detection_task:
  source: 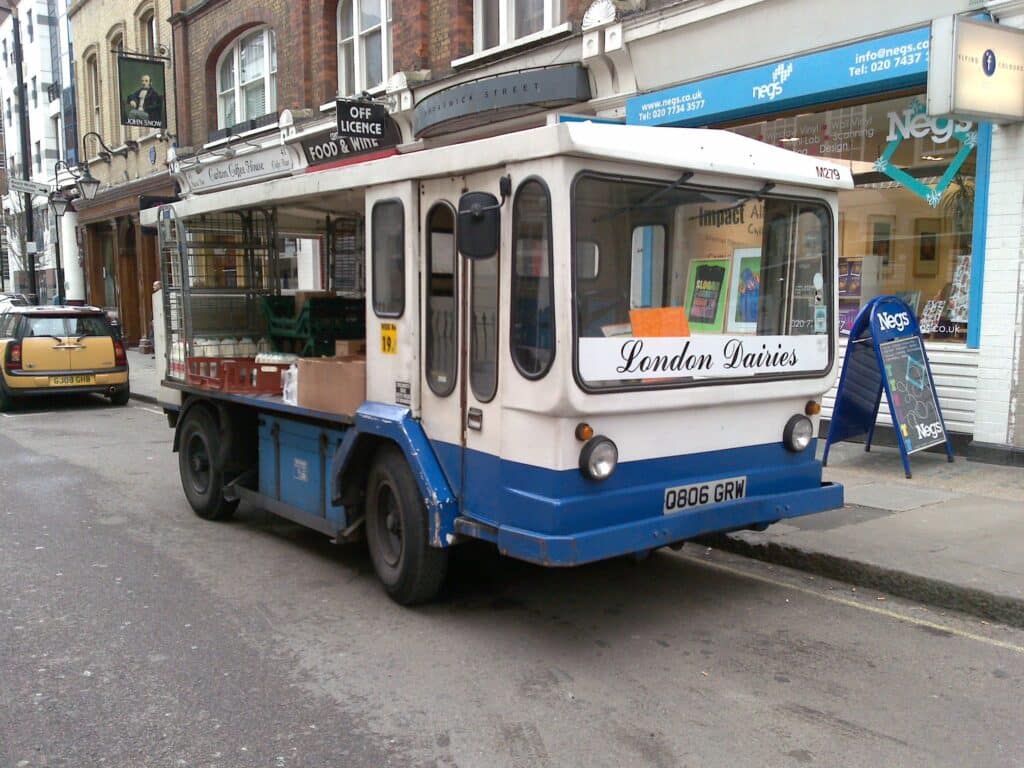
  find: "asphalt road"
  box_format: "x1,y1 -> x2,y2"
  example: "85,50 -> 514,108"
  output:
1,396 -> 1022,768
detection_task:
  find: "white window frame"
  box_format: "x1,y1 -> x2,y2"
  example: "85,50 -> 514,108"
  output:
216,27 -> 277,129
473,0 -> 564,53
337,0 -> 392,97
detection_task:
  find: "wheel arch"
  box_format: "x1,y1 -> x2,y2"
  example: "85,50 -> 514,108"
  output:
331,402 -> 458,547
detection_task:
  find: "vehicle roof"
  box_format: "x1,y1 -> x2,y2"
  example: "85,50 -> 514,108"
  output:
144,122 -> 853,225
4,305 -> 105,315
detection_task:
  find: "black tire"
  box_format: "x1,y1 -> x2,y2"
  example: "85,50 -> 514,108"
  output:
178,405 -> 239,521
0,383 -> 12,413
365,445 -> 448,605
109,386 -> 130,406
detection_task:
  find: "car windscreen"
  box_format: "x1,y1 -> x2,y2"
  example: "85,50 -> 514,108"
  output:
572,172 -> 833,390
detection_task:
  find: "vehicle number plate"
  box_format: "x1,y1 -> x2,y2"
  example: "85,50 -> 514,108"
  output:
663,476 -> 747,515
50,375 -> 96,386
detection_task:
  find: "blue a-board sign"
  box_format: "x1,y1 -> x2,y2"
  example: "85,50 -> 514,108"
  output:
824,296 -> 954,478
627,27 -> 930,128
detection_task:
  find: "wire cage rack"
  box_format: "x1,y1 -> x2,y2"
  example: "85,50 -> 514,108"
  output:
160,207 -> 279,380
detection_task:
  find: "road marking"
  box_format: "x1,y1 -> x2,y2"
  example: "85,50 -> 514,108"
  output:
690,554 -> 1024,655
133,405 -> 164,416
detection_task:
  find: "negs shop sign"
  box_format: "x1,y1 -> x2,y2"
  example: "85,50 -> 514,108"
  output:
578,334 -> 829,382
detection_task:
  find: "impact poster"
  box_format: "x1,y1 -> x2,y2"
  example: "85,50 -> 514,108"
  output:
686,258 -> 729,332
118,55 -> 166,129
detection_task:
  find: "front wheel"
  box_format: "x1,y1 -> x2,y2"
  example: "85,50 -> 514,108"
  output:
177,405 -> 239,521
365,446 -> 448,605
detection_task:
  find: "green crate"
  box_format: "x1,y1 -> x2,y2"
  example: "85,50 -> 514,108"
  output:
260,295 -> 365,357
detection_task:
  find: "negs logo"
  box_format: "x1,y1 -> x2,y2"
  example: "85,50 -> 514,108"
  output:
915,421 -> 943,440
877,311 -> 911,333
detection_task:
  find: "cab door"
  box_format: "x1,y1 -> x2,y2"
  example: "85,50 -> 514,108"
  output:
419,173 -> 505,521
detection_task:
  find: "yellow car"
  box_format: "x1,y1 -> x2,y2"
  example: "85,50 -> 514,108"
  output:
0,305 -> 130,411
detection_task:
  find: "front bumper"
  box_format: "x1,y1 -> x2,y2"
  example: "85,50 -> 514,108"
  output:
457,481 -> 843,567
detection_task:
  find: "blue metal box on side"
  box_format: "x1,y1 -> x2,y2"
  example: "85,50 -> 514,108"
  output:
258,414 -> 348,526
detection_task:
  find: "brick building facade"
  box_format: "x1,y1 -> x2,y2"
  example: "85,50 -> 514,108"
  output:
70,0 -> 177,345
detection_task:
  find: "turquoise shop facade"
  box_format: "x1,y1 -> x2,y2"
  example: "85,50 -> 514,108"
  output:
613,20 -> 1005,445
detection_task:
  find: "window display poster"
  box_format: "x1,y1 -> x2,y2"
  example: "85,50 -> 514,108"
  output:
948,253 -> 971,323
686,258 -> 729,332
727,248 -> 761,333
919,299 -> 945,334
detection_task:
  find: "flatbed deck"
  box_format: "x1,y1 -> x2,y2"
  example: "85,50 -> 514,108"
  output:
160,379 -> 356,426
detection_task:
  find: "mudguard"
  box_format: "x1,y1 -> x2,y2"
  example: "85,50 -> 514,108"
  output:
330,402 -> 458,547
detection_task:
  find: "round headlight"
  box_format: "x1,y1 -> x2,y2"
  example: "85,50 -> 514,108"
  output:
783,414 -> 814,452
580,436 -> 618,481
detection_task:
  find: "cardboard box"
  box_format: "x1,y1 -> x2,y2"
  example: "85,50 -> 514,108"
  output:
293,290 -> 333,316
297,356 -> 366,415
335,339 -> 367,357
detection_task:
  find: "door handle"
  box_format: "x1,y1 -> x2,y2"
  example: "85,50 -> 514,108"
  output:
467,408 -> 483,431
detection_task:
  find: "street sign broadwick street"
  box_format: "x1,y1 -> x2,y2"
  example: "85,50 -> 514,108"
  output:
8,177 -> 51,196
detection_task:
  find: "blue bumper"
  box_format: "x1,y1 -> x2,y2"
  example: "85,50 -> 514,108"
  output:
461,481 -> 842,566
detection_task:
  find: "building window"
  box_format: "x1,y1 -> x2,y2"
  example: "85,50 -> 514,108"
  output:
27,11 -> 33,43
337,0 -> 391,96
216,28 -> 277,129
511,178 -> 555,379
3,39 -> 8,66
140,9 -> 157,55
34,141 -> 41,173
109,34 -> 124,143
475,0 -> 563,52
731,93 -> 978,344
31,76 -> 37,107
5,98 -> 11,127
86,54 -> 101,134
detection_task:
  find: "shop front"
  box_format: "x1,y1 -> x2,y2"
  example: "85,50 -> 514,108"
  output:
75,174 -> 176,347
625,25 -> 991,438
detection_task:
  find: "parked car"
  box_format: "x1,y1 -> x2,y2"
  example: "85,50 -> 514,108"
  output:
0,293 -> 30,312
0,305 -> 130,411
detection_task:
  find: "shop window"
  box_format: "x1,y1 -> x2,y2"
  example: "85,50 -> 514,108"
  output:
475,0 -> 564,52
216,28 -> 277,129
426,203 -> 457,396
731,94 -> 978,344
470,243 -> 499,402
337,0 -> 391,97
371,199 -> 404,317
511,178 -> 555,379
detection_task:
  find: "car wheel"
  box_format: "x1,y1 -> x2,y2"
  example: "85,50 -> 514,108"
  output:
0,384 -> 12,412
109,387 -> 130,406
177,406 -> 239,521
365,445 -> 448,605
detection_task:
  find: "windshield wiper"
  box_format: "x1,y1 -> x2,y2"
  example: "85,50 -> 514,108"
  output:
594,171 -> 694,224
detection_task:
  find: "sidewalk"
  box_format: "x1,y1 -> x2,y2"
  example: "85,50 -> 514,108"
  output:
127,349 -> 159,403
711,440 -> 1024,627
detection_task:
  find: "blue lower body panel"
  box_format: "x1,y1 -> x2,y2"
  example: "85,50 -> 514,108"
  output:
258,415 -> 348,526
446,440 -> 843,566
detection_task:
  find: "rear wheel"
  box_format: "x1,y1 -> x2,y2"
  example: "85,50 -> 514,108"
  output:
178,405 -> 239,521
365,446 -> 448,605
0,384 -> 12,412
109,386 -> 130,406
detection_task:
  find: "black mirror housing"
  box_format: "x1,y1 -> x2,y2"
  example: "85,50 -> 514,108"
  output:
457,191 -> 500,259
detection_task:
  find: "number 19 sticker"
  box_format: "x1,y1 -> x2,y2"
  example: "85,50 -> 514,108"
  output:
380,323 -> 398,354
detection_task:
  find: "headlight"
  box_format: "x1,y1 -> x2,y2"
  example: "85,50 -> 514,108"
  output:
783,414 -> 814,452
580,436 -> 618,481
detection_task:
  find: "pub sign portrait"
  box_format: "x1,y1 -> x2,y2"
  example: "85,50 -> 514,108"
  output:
118,55 -> 166,129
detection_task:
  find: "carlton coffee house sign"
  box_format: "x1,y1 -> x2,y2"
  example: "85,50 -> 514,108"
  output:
184,145 -> 296,193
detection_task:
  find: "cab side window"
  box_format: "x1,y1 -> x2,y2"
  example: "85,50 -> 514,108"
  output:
425,203 -> 457,396
372,200 -> 405,317
510,179 -> 555,379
